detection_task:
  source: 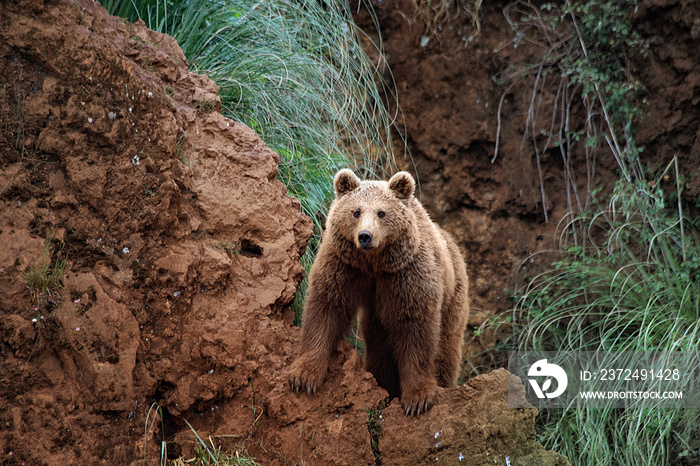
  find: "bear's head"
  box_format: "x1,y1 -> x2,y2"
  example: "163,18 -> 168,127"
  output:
326,169 -> 419,271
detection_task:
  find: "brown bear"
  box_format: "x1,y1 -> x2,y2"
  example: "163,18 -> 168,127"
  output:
289,169 -> 470,415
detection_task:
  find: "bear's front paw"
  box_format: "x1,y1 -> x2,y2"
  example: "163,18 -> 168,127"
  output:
288,359 -> 327,395
400,380 -> 439,416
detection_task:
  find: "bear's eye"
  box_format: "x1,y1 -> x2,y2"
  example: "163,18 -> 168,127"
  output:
377,211 -> 386,218
353,210 -> 360,218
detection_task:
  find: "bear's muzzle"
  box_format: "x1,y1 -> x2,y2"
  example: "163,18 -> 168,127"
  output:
358,230 -> 373,250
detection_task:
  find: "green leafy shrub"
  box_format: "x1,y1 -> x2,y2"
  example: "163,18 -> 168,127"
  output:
496,0 -> 648,222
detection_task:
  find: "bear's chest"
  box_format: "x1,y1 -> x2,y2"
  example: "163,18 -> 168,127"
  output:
366,272 -> 443,323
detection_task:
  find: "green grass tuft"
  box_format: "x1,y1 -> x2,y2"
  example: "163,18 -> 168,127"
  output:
26,238 -> 68,313
513,167 -> 700,465
145,402 -> 260,466
177,419 -> 260,466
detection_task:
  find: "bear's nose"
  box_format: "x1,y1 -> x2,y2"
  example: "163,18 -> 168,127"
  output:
358,230 -> 373,247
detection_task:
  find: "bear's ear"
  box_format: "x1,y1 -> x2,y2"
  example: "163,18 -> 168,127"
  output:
334,169 -> 360,197
388,171 -> 415,200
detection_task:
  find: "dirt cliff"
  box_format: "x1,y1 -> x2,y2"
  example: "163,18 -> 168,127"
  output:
0,0 -> 568,464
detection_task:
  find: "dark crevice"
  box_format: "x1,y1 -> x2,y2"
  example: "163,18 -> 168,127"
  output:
366,396 -> 391,466
240,239 -> 263,257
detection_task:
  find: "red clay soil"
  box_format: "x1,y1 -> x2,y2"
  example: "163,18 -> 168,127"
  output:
0,0 -> 569,464
354,0 -> 700,374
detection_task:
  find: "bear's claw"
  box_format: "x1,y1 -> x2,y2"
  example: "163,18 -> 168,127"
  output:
288,361 -> 326,396
402,398 -> 432,416
400,382 -> 438,416
289,375 -> 317,395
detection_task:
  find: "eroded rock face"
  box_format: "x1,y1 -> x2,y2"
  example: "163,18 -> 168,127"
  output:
0,0 -> 311,461
0,0 -> 568,464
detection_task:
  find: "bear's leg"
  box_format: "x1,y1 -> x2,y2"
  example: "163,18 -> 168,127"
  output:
382,301 -> 440,415
377,280 -> 440,415
392,322 -> 440,416
361,308 -> 400,398
375,270 -> 442,415
289,253 -> 360,395
435,324 -> 465,387
436,264 -> 469,387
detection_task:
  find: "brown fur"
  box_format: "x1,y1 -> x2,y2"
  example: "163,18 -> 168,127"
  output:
289,170 -> 470,415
